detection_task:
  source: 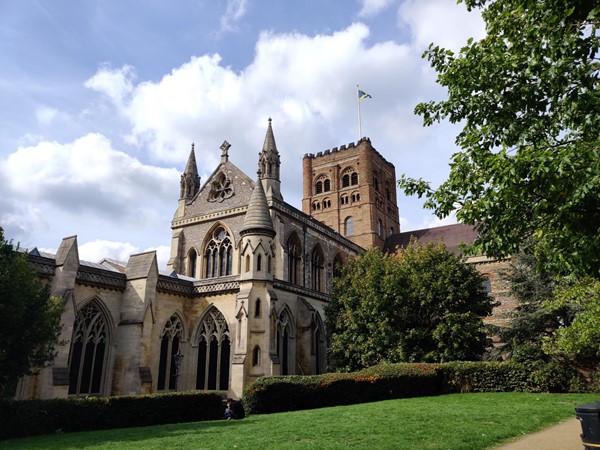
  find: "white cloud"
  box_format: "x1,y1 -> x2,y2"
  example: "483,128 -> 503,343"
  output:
84,64 -> 136,107
220,0 -> 248,32
398,0 -> 486,53
358,0 -> 396,18
0,133 -> 179,250
79,239 -> 139,264
36,106 -> 59,125
78,20 -> 467,227
4,6 -> 487,256
78,241 -> 171,272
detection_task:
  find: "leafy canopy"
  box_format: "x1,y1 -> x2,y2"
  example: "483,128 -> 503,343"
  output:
0,228 -> 64,397
325,243 -> 493,372
542,277 -> 600,367
399,0 -> 600,276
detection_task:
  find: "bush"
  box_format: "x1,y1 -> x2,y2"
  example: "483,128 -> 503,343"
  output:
244,361 -> 591,415
0,391 -> 223,440
243,364 -> 442,414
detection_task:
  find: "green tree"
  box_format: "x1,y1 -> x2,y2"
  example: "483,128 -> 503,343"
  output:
325,243 -> 493,372
542,277 -> 600,368
492,248 -> 574,363
0,228 -> 64,397
399,1 -> 600,277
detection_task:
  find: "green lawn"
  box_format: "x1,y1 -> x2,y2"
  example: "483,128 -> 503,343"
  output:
1,392 -> 597,449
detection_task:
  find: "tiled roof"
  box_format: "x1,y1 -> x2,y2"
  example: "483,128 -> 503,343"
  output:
384,223 -> 478,255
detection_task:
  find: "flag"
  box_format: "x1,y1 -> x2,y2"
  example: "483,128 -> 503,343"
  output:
358,89 -> 372,100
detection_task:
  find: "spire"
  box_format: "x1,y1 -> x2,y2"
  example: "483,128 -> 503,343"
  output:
240,171 -> 275,237
262,118 -> 278,156
180,143 -> 200,200
259,118 -> 282,200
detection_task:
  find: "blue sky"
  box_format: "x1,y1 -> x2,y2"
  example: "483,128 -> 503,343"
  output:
0,0 -> 485,268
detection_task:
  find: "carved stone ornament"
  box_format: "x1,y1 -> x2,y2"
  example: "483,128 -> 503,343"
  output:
208,172 -> 234,202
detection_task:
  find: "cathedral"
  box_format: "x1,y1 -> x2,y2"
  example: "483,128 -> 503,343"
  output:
17,119 -> 409,400
17,119 -> 514,401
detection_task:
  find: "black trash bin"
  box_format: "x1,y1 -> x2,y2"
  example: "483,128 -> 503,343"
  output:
576,401 -> 600,449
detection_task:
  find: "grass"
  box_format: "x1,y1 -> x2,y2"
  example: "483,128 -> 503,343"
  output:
1,392 -> 597,449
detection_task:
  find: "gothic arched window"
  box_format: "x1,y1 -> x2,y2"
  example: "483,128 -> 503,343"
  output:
351,172 -> 358,185
204,227 -> 233,278
68,300 -> 110,395
324,179 -> 331,192
312,314 -> 326,375
196,307 -> 230,391
255,298 -> 262,318
187,248 -> 197,278
333,254 -> 343,278
277,308 -> 295,375
157,314 -> 184,391
287,233 -> 302,285
311,246 -> 324,292
252,345 -> 261,366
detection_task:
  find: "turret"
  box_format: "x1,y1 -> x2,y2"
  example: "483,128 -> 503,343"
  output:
239,171 -> 276,281
180,143 -> 200,200
259,118 -> 282,200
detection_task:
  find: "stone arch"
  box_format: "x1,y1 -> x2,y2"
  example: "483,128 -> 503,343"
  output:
276,304 -> 296,375
202,223 -> 235,278
193,305 -> 231,391
187,247 -> 198,278
311,312 -> 327,375
68,297 -> 114,396
311,244 -> 324,292
157,312 -> 185,391
286,232 -> 302,285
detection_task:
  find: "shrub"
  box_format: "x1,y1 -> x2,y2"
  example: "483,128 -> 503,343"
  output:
0,391 -> 223,440
243,364 -> 442,414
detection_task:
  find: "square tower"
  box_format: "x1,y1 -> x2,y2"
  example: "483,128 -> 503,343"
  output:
301,138 -> 400,250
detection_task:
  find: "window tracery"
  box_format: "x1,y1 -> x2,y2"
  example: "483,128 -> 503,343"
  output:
204,227 -> 233,278
68,300 -> 109,395
208,172 -> 234,202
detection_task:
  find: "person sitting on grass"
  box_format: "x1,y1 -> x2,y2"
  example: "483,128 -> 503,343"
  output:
224,398 -> 245,420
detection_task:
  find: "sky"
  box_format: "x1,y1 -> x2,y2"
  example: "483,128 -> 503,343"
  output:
0,0 -> 486,269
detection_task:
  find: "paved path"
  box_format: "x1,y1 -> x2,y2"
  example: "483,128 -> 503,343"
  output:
494,418 -> 584,450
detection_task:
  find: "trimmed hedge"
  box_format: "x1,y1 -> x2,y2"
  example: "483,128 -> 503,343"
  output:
243,363 -> 441,414
0,391 -> 223,440
243,361 -> 584,414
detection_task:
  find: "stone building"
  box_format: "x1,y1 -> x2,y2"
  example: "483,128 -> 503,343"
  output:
17,120 -> 512,401
17,120 -> 365,400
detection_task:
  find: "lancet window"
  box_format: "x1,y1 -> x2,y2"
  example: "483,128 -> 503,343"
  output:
287,233 -> 302,285
196,307 -> 230,391
157,314 -> 184,391
204,227 -> 233,278
68,300 -> 109,395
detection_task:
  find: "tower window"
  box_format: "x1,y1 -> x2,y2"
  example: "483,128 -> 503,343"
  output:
315,180 -> 323,194
342,174 -> 350,188
344,217 -> 354,236
351,172 -> 358,185
324,179 -> 331,192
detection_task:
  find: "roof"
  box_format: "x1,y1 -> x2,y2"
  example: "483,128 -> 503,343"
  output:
240,175 -> 275,236
384,223 -> 478,255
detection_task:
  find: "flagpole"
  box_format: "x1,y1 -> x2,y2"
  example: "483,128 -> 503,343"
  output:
357,85 -> 362,141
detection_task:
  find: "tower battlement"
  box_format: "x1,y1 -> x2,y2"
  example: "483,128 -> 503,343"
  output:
303,137 -> 394,170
